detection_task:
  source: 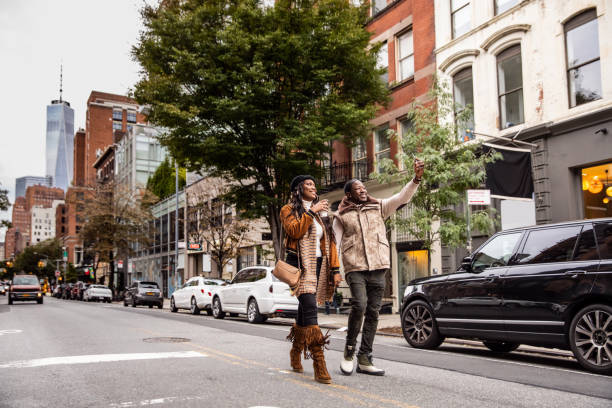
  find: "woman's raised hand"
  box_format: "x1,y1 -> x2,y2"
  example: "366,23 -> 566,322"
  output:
311,199 -> 329,213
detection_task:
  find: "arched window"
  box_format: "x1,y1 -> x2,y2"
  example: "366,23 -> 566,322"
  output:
565,9 -> 602,108
497,45 -> 523,129
453,67 -> 474,142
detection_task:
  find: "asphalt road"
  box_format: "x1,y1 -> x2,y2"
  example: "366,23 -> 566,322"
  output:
1,297 -> 610,408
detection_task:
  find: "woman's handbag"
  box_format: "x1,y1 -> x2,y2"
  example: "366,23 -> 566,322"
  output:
273,242 -> 302,289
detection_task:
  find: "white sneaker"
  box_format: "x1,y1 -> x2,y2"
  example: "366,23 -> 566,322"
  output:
356,353 -> 385,376
340,345 -> 355,375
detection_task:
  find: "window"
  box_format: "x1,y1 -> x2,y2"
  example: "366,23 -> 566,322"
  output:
374,125 -> 390,173
581,163 -> 612,219
495,0 -> 519,15
352,138 -> 369,180
472,233 -> 521,273
594,222 -> 612,259
377,42 -> 388,84
371,0 -> 387,15
112,109 -> 123,121
453,68 -> 474,142
573,224 -> 598,261
113,121 -> 122,131
232,270 -> 250,284
497,45 -> 524,129
515,226 -> 582,265
565,9 -> 602,108
127,110 -> 137,123
451,0 -> 470,39
397,31 -> 414,81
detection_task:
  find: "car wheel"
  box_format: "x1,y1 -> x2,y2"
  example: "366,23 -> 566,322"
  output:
190,297 -> 201,315
247,298 -> 264,324
107,298 -> 112,303
483,341 -> 520,353
170,297 -> 178,313
132,298 -> 137,308
212,297 -> 225,319
123,298 -> 128,307
157,302 -> 163,309
569,303 -> 612,375
37,298 -> 43,304
401,300 -> 442,349
8,298 -> 12,305
148,305 -> 153,308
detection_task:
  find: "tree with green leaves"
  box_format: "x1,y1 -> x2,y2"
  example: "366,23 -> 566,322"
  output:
13,239 -> 62,281
146,157 -> 186,202
0,183 -> 12,229
374,80 -> 501,266
132,0 -> 389,258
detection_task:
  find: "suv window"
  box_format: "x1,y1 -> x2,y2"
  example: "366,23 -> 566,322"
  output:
472,233 -> 521,273
573,224 -> 599,261
516,226 -> 581,265
12,276 -> 39,286
139,282 -> 159,289
594,222 -> 612,259
232,270 -> 250,284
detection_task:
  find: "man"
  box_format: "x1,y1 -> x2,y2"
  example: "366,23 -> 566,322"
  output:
333,158 -> 424,376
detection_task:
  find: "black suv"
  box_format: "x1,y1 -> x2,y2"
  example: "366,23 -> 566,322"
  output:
401,218 -> 612,374
124,281 -> 163,309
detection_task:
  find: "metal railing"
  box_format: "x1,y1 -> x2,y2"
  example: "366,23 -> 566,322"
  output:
319,160 -> 373,191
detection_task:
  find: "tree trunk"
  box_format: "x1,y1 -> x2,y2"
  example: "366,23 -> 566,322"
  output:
268,203 -> 284,261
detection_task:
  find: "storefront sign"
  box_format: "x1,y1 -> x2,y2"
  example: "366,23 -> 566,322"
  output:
467,189 -> 491,205
188,242 -> 202,251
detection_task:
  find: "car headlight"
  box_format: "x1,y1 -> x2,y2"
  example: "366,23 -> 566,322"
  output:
403,285 -> 415,298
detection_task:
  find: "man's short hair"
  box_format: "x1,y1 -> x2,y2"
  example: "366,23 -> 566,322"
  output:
344,178 -> 360,194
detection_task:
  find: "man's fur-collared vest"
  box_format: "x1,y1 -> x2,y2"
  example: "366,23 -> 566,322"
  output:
336,197 -> 390,273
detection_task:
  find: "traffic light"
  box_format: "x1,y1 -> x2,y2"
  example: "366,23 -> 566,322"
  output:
6,261 -> 13,268
58,276 -> 62,281
38,261 -> 45,268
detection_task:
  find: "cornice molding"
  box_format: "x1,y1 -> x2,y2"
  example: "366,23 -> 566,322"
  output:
481,24 -> 531,51
439,49 -> 480,72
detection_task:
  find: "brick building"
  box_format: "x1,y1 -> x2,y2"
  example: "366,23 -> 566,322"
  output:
5,197 -> 28,259
320,0 -> 436,311
25,185 -> 64,212
73,128 -> 86,188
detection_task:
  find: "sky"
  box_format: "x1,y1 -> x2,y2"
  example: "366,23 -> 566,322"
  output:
0,0 -> 151,240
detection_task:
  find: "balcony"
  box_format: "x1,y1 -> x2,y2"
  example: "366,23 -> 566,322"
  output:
319,160 -> 374,192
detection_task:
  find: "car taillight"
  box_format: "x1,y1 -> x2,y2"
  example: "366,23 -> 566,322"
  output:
208,292 -> 212,296
269,285 -> 273,293
201,289 -> 205,294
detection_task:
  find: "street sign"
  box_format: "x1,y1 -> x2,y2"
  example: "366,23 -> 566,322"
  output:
62,247 -> 68,262
467,189 -> 491,205
117,260 -> 124,269
55,270 -> 61,277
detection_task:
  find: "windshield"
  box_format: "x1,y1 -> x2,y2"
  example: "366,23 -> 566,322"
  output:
139,282 -> 159,289
12,276 -> 39,286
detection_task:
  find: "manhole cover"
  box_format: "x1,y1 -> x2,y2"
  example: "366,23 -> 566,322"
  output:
143,337 -> 191,343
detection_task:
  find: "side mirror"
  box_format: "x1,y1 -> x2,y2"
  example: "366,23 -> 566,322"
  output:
461,256 -> 472,272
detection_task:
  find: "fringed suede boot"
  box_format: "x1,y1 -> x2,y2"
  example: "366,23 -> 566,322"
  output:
286,324 -> 306,373
305,325 -> 332,384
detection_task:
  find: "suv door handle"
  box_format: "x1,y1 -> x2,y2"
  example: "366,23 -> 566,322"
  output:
486,274 -> 499,282
565,270 -> 586,279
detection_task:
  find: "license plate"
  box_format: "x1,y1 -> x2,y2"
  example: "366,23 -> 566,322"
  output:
23,294 -> 30,297
147,292 -> 154,295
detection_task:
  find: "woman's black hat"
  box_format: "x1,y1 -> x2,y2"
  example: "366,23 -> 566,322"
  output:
290,175 -> 315,192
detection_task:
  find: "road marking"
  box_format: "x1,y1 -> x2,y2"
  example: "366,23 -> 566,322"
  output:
0,329 -> 22,336
109,395 -> 207,407
0,351 -> 206,369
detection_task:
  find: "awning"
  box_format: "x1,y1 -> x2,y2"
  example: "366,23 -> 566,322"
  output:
482,143 -> 534,200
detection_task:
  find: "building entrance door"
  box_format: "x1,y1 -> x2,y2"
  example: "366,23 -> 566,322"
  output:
398,249 -> 429,300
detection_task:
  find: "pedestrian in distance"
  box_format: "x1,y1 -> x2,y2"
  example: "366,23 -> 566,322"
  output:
334,157 -> 425,376
281,175 -> 343,384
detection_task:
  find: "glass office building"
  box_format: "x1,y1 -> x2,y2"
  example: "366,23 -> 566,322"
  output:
15,176 -> 52,198
45,100 -> 74,192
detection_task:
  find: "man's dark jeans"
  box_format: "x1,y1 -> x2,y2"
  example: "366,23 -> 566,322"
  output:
345,269 -> 386,356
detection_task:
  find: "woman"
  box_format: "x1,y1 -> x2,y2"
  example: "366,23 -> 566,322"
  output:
280,174 -> 342,384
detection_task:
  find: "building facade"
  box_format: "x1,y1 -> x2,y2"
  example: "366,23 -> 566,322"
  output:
15,176 -> 52,199
30,200 -> 63,244
320,0 -> 436,311
46,100 -> 74,192
5,197 -> 30,259
434,0 -> 612,268
84,91 -> 147,187
115,124 -> 167,193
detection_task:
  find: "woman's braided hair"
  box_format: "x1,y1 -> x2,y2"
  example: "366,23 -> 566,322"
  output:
289,181 -> 335,243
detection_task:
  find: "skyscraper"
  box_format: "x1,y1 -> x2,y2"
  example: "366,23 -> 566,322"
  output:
46,99 -> 74,192
15,176 -> 52,198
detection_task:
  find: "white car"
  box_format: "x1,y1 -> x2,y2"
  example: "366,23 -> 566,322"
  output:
211,266 -> 298,323
170,277 -> 225,315
84,285 -> 112,303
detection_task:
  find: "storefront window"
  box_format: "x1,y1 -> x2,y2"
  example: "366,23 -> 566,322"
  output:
398,249 -> 429,300
581,162 -> 612,219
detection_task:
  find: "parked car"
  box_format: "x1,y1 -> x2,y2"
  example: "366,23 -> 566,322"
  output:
84,285 -> 112,303
76,282 -> 90,301
0,281 -> 6,296
170,277 -> 225,315
124,281 -> 163,308
211,266 -> 298,323
401,218 -> 612,375
8,274 -> 43,304
70,282 -> 83,300
61,283 -> 73,299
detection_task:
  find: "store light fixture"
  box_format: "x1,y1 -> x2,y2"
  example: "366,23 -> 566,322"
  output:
604,197 -> 610,204
588,178 -> 603,194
